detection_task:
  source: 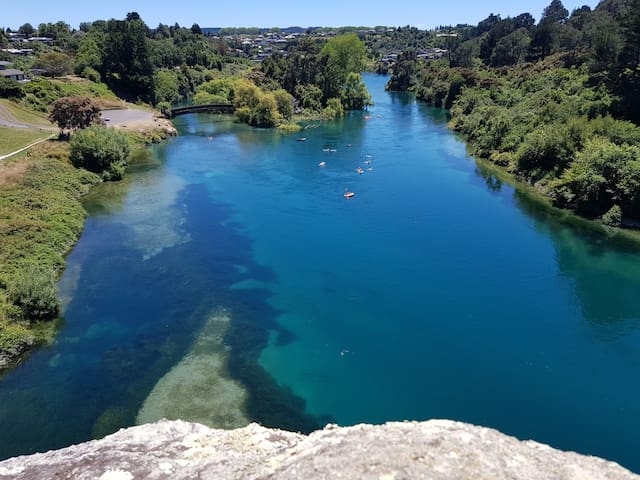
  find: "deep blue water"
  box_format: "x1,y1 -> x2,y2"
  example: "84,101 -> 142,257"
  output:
1,74 -> 640,472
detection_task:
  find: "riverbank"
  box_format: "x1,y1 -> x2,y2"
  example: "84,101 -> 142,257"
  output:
0,110 -> 176,370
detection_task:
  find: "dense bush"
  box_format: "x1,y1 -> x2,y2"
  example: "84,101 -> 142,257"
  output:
8,266 -> 59,322
322,98 -> 345,120
0,77 -> 25,99
69,125 -> 130,180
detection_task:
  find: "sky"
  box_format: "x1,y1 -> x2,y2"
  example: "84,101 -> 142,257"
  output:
2,0 -> 600,30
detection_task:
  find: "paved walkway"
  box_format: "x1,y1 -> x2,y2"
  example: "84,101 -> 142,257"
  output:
101,108 -> 154,126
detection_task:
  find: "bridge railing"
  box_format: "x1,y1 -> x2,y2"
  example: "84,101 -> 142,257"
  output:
170,104 -> 235,117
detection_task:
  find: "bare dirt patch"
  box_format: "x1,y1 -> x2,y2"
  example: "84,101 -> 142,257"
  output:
0,159 -> 34,187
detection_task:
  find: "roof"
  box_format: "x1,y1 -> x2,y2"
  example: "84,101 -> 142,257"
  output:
0,69 -> 25,77
0,61 -> 12,67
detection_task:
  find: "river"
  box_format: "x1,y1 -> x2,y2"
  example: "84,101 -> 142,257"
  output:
1,74 -> 639,472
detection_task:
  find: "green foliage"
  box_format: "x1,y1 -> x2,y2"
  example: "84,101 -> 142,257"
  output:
340,72 -> 372,110
273,89 -> 294,120
295,84 -> 323,112
231,79 -> 281,127
321,34 -> 366,80
0,78 -> 24,99
99,16 -> 154,100
157,101 -> 172,117
70,125 -> 131,180
552,138 -> 640,217
33,52 -> 74,78
0,149 -> 101,353
74,36 -> 103,75
48,96 -> 102,132
8,266 -> 59,322
21,78 -> 118,112
490,29 -> 531,66
259,34 -> 370,112
395,36 -> 640,222
152,70 -> 181,105
322,97 -> 345,120
516,124 -> 574,176
194,77 -> 235,104
602,204 -> 623,226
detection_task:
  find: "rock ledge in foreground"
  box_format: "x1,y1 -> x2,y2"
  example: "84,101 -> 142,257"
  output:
0,419 -> 636,480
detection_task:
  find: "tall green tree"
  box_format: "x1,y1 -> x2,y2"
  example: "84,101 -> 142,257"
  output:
100,14 -> 153,100
18,23 -> 35,36
321,33 -> 366,84
341,72 -> 372,110
74,35 -> 103,76
33,52 -> 73,77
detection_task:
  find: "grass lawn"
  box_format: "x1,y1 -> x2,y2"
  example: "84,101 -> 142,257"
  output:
0,127 -> 52,157
0,99 -> 54,128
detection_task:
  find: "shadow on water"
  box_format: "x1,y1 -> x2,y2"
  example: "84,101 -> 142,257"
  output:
0,178 -> 325,460
470,155 -> 640,331
514,190 -> 640,330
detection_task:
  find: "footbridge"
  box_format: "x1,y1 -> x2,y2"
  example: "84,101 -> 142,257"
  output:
170,103 -> 235,117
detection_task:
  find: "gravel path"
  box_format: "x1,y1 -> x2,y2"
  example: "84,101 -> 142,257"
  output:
101,108 -> 155,126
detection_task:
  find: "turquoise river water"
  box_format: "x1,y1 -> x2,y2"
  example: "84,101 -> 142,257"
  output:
1,74 -> 640,472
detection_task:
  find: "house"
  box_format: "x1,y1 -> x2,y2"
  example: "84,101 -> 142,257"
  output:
0,61 -> 12,70
0,68 -> 26,81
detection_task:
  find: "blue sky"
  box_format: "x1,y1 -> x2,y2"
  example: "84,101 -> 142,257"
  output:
3,1 -> 600,30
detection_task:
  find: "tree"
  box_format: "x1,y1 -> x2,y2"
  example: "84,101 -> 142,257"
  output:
152,70 -> 181,104
273,89 -> 294,120
18,23 -> 35,36
74,35 -> 103,75
321,33 -> 366,83
341,72 -> 372,110
101,15 -> 154,100
49,96 -> 102,133
0,77 -> 24,99
490,28 -> 531,66
552,138 -> 640,216
33,52 -> 73,77
69,125 -> 130,180
191,23 -> 202,35
295,84 -> 323,111
541,0 -> 569,25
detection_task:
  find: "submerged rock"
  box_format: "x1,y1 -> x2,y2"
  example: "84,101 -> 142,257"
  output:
0,419 -> 636,479
136,310 -> 249,429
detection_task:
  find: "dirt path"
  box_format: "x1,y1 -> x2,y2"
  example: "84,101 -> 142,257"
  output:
0,136 -> 54,162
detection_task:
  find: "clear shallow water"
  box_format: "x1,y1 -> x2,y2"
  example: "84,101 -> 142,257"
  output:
1,74 -> 640,471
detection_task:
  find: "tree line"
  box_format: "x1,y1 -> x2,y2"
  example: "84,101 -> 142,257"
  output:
386,0 -> 640,226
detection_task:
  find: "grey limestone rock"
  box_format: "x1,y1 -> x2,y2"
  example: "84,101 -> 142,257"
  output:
0,419 -> 637,479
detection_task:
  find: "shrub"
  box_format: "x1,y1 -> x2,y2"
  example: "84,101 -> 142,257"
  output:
156,101 -> 172,118
0,77 -> 24,99
602,205 -> 622,226
8,265 -> 59,322
70,125 -> 130,180
322,97 -> 344,120
81,67 -> 101,83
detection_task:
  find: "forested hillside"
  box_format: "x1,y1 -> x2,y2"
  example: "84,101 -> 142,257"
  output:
386,0 -> 640,225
